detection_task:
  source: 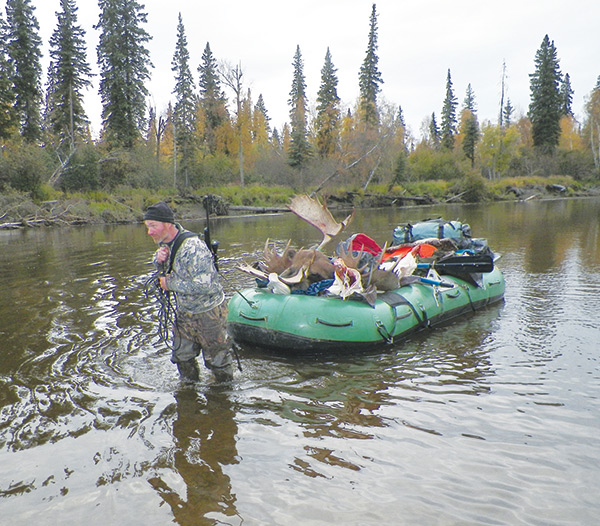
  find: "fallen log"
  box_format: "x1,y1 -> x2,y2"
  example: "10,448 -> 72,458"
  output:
327,191 -> 435,206
228,205 -> 289,213
0,208 -> 91,229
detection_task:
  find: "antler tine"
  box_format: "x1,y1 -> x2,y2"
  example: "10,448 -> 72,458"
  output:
355,246 -> 368,272
351,245 -> 368,273
339,243 -> 364,270
282,239 -> 292,257
363,243 -> 389,288
377,241 -> 388,266
365,258 -> 375,287
316,234 -> 331,251
264,237 -> 272,256
337,244 -> 348,264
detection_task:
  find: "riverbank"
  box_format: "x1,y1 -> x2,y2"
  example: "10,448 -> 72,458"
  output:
1,176 -> 598,229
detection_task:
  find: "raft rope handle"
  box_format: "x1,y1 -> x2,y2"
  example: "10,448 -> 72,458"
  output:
315,318 -> 353,328
444,289 -> 462,299
239,312 -> 268,322
461,283 -> 477,312
375,320 -> 393,344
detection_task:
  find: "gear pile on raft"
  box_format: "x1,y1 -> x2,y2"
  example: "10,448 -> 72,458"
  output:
227,195 -> 505,352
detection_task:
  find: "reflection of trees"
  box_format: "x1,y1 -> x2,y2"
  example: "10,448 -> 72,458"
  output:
490,199 -> 600,274
149,387 -> 239,525
252,315 -> 498,479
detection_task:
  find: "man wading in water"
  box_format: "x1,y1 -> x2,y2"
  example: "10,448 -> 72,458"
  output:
143,201 -> 234,382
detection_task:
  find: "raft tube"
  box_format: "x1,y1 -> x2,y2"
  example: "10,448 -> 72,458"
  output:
227,267 -> 505,351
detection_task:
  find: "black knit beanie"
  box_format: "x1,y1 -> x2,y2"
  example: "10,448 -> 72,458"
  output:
143,201 -> 175,223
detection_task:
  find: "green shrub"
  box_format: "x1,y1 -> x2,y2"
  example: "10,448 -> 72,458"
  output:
402,180 -> 453,198
453,174 -> 491,202
208,184 -> 295,207
60,144 -> 101,192
556,150 -> 596,180
194,154 -> 237,187
35,184 -> 62,202
0,142 -> 52,197
408,147 -> 468,181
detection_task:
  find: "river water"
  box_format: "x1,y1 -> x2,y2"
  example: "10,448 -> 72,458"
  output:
1,198 -> 599,525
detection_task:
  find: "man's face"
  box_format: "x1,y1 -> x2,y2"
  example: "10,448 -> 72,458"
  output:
145,220 -> 172,245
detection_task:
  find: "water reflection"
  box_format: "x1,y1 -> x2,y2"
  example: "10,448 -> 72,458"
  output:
237,303 -> 500,480
1,199 -> 600,524
150,387 -> 240,526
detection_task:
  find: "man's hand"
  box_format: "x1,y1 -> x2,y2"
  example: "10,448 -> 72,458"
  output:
156,245 -> 170,264
159,276 -> 168,290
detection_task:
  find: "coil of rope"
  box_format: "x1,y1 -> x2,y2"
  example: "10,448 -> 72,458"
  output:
143,270 -> 180,351
142,270 -> 242,371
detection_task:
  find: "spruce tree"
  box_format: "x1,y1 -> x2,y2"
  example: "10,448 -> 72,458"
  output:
358,4 -> 383,129
315,47 -> 341,157
461,84 -> 479,167
171,13 -> 197,184
253,93 -> 270,145
197,42 -> 227,154
560,72 -> 574,116
429,112 -> 441,149
45,0 -> 92,152
396,105 -> 406,128
0,11 -> 17,139
96,0 -> 153,148
440,69 -> 458,149
272,127 -> 281,149
503,98 -> 514,127
463,83 -> 476,112
528,34 -> 562,150
254,94 -> 270,126
288,45 -> 311,168
254,94 -> 270,132
462,117 -> 479,167
393,105 -> 407,151
5,0 -> 43,142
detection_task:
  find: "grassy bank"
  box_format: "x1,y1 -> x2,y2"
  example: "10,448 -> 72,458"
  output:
1,176 -> 598,229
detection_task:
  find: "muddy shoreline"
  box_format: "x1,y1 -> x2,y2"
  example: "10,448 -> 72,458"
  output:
1,184 -> 599,230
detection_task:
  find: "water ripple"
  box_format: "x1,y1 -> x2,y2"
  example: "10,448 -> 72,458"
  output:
2,205 -> 600,524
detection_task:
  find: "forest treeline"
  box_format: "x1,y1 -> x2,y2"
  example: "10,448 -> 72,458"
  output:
1,1 -> 600,203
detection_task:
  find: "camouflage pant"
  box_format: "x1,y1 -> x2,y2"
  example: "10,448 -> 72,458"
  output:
172,301 -> 233,372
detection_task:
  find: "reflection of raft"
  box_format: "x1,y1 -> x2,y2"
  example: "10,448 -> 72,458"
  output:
227,266 -> 505,352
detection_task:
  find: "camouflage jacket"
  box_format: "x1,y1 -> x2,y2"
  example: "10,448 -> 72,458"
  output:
154,225 -> 225,314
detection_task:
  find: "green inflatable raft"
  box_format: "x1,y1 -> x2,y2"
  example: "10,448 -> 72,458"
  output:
227,266 -> 505,352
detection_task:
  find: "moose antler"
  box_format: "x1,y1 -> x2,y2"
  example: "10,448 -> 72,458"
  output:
288,194 -> 354,249
262,238 -> 295,274
279,249 -> 334,286
337,244 -> 368,273
363,242 -> 401,291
